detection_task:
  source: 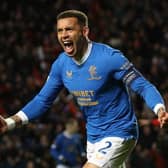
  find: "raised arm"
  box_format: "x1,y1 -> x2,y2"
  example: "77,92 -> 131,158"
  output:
111,50 -> 168,128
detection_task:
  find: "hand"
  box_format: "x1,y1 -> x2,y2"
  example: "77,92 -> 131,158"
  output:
158,110 -> 168,128
0,115 -> 8,133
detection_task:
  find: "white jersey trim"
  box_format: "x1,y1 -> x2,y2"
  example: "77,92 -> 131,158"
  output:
153,103 -> 165,115
16,110 -> 29,125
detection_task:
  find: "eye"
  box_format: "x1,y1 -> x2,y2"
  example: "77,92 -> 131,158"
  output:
65,27 -> 73,32
57,28 -> 62,33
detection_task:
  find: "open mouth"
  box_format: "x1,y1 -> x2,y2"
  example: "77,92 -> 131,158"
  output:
63,41 -> 74,55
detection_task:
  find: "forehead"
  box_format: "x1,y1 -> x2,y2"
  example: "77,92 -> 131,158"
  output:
57,17 -> 79,28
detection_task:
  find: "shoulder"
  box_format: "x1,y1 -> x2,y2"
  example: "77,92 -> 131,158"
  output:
50,52 -> 70,73
56,132 -> 65,140
72,134 -> 82,143
52,52 -> 68,66
92,42 -> 127,65
92,42 -> 122,57
73,133 -> 81,139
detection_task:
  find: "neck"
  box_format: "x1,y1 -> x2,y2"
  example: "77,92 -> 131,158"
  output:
64,130 -> 73,137
73,39 -> 89,62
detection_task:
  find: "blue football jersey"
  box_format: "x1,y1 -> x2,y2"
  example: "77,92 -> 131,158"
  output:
21,42 -> 164,142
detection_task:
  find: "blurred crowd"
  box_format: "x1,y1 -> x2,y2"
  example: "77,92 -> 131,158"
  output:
0,0 -> 168,167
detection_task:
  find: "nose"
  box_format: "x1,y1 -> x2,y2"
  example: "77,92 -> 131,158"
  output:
61,30 -> 69,39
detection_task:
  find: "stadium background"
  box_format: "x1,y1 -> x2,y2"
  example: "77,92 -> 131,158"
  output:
0,0 -> 168,167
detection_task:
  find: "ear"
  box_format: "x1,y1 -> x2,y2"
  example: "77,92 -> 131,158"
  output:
82,26 -> 89,37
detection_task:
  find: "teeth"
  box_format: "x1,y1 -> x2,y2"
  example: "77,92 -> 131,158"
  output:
63,41 -> 71,44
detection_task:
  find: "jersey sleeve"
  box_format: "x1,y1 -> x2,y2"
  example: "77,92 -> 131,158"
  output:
111,50 -> 165,114
130,76 -> 165,114
21,59 -> 64,120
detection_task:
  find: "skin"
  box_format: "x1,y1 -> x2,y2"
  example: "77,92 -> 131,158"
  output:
0,16 -> 168,168
65,119 -> 79,135
57,17 -> 89,61
157,107 -> 168,128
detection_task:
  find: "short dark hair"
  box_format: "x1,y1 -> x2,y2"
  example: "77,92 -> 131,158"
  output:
57,10 -> 88,27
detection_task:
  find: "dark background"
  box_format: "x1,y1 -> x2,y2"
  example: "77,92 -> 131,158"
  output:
0,0 -> 168,167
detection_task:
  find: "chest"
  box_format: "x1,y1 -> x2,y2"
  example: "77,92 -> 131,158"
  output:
62,60 -> 110,93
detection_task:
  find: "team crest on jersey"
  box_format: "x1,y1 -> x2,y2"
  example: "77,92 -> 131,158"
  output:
88,65 -> 102,80
66,70 -> 73,78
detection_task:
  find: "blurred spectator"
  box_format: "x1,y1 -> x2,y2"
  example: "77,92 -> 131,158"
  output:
50,118 -> 86,168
